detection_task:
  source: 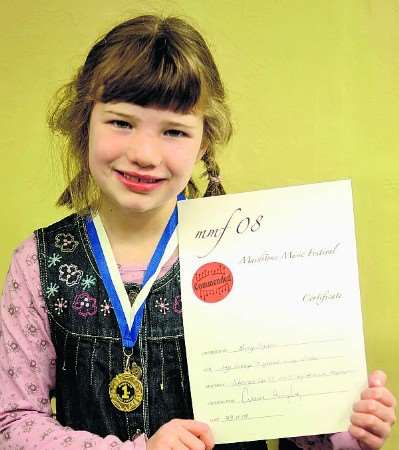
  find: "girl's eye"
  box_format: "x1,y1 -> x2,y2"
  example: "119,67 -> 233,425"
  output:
164,129 -> 187,138
109,120 -> 131,129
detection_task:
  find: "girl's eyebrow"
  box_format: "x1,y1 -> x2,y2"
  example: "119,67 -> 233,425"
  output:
104,109 -> 197,129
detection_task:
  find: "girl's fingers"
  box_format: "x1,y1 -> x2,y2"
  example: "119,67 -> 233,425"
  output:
173,445 -> 190,450
178,426 -> 207,450
179,420 -> 214,450
353,399 -> 397,424
349,424 -> 384,450
147,419 -> 214,450
351,412 -> 391,439
368,370 -> 387,388
197,428 -> 214,450
360,386 -> 397,409
351,374 -> 397,450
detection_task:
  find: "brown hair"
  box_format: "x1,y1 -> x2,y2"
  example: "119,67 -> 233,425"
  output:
48,14 -> 232,214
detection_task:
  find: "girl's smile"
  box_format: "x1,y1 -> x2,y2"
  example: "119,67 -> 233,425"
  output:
114,170 -> 166,193
88,101 -> 205,216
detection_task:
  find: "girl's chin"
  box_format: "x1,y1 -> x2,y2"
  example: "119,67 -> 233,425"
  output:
103,197 -> 177,216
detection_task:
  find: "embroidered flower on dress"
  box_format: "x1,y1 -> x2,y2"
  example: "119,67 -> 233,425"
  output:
8,402 -> 18,411
9,279 -> 20,291
27,295 -> 35,310
173,295 -> 182,314
29,359 -> 40,373
7,303 -> 20,317
48,253 -> 62,268
24,323 -> 38,337
38,397 -> 50,411
81,274 -> 97,290
26,253 -> 38,266
3,431 -> 10,441
54,297 -> 68,315
7,341 -> 19,353
46,282 -> 59,298
100,299 -> 112,316
72,292 -> 97,317
55,233 -> 79,252
41,428 -> 54,440
155,298 -> 170,315
22,419 -> 35,433
36,339 -> 49,353
62,436 -> 73,447
59,264 -> 83,287
25,383 -> 38,394
84,441 -> 94,448
7,367 -> 21,379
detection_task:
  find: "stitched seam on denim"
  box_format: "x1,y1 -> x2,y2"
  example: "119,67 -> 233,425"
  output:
146,334 -> 184,341
90,338 -> 97,385
46,314 -> 121,342
78,214 -> 101,277
35,229 -> 49,310
160,341 -> 165,391
175,339 -> 185,392
74,336 -> 80,375
125,413 -> 131,440
140,309 -> 150,435
108,340 -> 113,379
62,330 -> 69,371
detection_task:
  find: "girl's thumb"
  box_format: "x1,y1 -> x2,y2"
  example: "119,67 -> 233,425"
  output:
368,369 -> 387,388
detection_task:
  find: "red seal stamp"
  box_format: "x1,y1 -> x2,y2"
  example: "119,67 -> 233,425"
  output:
192,262 -> 233,303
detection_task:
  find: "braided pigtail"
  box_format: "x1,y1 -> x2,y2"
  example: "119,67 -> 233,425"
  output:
184,178 -> 200,199
202,150 -> 226,197
56,169 -> 100,215
56,171 -> 87,209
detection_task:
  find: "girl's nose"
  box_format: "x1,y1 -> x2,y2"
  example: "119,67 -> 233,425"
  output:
126,131 -> 162,167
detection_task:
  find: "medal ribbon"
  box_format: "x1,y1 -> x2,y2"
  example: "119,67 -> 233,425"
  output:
86,194 -> 183,348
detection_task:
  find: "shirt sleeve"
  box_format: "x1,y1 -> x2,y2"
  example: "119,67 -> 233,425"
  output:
288,431 -> 361,449
0,235 -> 146,450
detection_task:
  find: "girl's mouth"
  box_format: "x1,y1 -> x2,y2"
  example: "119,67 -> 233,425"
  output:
120,172 -> 160,184
115,170 -> 165,192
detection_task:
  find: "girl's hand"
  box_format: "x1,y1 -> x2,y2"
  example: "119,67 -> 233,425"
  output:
349,370 -> 396,450
147,419 -> 214,450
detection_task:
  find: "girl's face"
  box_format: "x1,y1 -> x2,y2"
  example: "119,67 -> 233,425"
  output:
88,101 -> 205,216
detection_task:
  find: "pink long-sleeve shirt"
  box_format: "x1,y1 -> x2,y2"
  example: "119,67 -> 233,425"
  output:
0,235 -> 360,450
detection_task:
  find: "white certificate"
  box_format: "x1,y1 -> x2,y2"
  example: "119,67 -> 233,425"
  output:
177,180 -> 367,444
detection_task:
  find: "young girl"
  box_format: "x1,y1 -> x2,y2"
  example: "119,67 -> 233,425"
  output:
0,14 -> 396,450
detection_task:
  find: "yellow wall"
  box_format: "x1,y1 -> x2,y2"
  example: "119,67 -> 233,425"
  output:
1,1 -> 398,449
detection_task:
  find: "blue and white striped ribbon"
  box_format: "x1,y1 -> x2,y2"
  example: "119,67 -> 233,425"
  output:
86,194 -> 183,348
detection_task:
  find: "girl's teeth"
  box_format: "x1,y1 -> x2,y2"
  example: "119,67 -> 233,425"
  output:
123,173 -> 157,183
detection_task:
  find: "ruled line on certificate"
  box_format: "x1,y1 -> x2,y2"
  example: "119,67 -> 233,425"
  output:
201,338 -> 346,357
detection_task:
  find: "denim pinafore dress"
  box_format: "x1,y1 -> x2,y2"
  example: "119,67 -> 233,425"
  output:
36,214 -> 267,449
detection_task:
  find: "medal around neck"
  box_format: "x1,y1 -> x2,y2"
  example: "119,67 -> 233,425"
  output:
109,361 -> 143,412
85,194 -> 184,411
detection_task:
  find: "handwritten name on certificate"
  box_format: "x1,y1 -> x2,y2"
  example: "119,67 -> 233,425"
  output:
177,180 -> 367,444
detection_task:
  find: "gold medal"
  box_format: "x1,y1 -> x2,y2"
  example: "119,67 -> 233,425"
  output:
109,360 -> 143,412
